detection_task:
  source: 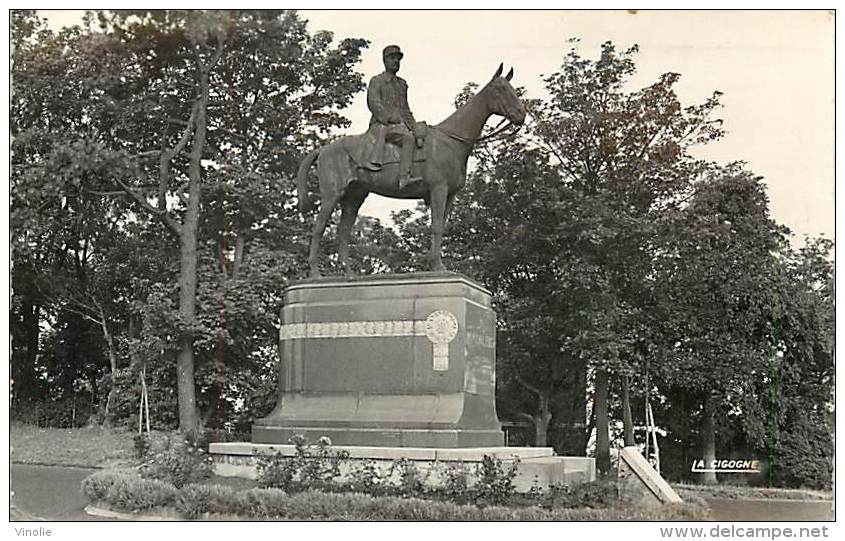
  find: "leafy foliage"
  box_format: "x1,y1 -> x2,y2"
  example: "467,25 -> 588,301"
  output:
255,435 -> 349,491
104,476 -> 180,511
10,9 -> 369,431
138,434 -> 213,488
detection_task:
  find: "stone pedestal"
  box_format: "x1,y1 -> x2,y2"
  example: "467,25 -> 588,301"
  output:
253,272 -> 504,447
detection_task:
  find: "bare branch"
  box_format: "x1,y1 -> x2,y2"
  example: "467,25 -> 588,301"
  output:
169,101 -> 199,158
85,185 -> 159,197
132,150 -> 162,159
516,412 -> 536,423
113,175 -> 182,236
515,373 -> 542,397
34,279 -> 102,326
208,36 -> 226,70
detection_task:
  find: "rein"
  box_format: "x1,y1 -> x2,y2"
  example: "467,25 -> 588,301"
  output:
438,116 -> 521,146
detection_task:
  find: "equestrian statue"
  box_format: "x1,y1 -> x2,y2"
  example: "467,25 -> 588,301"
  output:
296,45 -> 526,277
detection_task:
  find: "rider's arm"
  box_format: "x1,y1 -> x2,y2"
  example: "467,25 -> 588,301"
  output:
398,79 -> 418,132
367,76 -> 393,125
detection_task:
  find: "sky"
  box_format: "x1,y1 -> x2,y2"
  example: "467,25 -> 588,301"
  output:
38,9 -> 835,244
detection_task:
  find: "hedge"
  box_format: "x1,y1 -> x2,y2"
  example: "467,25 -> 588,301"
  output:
83,470 -> 710,520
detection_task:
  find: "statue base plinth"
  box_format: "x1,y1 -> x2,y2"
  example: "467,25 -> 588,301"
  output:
254,272 -> 504,448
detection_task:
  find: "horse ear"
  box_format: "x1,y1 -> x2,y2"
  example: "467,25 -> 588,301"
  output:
505,67 -> 513,81
493,63 -> 503,79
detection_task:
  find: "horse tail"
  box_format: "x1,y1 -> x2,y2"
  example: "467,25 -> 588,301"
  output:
296,148 -> 320,214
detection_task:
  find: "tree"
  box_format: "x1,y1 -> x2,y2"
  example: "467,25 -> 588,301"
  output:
650,164 -> 789,484
742,237 -> 834,488
11,10 -> 368,431
11,11 -> 140,416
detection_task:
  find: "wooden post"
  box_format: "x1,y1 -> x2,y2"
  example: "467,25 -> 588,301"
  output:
647,401 -> 660,474
142,366 -> 151,433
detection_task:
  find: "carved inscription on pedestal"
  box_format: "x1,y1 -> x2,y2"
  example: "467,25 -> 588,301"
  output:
279,310 -> 459,371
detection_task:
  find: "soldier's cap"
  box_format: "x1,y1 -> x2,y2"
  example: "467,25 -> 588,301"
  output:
382,45 -> 404,59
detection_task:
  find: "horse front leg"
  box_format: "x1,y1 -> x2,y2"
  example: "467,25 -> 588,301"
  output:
429,184 -> 448,272
337,188 -> 367,277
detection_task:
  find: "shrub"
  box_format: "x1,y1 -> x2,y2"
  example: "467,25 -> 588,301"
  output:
555,480 -> 617,509
765,414 -> 833,490
256,435 -> 349,492
11,397 -> 94,428
471,455 -> 519,506
240,487 -> 292,519
105,475 -> 178,511
175,483 -> 240,519
256,450 -> 298,490
257,447 -> 525,504
440,462 -> 470,502
349,460 -> 387,495
133,433 -> 151,459
570,480 -> 617,507
81,468 -> 711,520
139,435 -> 212,488
81,470 -> 136,502
390,458 -> 425,496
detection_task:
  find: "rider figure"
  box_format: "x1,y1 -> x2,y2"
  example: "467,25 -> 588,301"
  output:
367,45 -> 424,189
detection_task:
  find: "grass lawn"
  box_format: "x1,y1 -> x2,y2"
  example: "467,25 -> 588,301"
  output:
11,422 -> 136,468
673,482 -> 832,501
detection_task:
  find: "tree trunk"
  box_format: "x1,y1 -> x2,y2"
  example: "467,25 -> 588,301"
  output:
622,373 -> 635,446
100,317 -> 119,424
176,225 -> 199,432
232,233 -> 245,279
533,394 -> 553,447
550,356 -> 588,456
595,368 -> 611,477
175,65 -> 212,434
12,299 -> 40,405
700,393 -> 718,485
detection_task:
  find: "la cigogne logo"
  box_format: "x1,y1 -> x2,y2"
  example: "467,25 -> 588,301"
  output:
691,459 -> 761,474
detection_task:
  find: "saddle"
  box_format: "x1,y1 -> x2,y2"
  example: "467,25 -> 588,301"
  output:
343,122 -> 428,171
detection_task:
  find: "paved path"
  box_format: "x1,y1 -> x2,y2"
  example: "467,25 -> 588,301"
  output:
706,497 -> 834,521
10,464 -> 107,521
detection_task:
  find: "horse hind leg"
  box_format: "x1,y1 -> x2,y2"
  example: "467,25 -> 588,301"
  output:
428,184 -> 449,272
308,191 -> 340,278
337,186 -> 368,277
309,142 -> 353,277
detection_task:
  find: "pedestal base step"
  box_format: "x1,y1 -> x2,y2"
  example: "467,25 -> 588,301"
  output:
209,443 -> 595,492
251,425 -> 505,448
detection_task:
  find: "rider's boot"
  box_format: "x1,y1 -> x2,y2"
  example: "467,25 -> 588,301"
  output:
398,136 -> 422,189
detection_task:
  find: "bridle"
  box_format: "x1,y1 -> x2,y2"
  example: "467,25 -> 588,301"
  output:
439,116 -> 522,145
439,81 -> 524,145
476,116 -> 522,143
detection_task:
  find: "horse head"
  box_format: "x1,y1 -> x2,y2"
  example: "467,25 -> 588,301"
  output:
485,63 -> 527,126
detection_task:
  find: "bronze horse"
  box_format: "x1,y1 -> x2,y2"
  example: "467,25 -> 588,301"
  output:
296,64 -> 526,277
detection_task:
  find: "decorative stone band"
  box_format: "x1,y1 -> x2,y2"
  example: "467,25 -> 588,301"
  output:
279,310 -> 459,371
